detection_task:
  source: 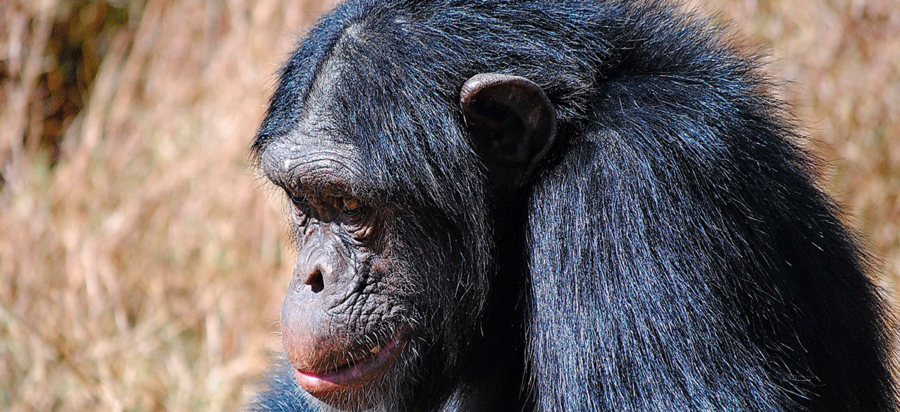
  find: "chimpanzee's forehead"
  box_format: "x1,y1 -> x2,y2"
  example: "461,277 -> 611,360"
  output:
259,123 -> 361,191
255,0 -> 495,208
262,68 -> 470,206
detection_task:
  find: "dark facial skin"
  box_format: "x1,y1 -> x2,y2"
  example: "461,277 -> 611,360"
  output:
261,133 -> 416,409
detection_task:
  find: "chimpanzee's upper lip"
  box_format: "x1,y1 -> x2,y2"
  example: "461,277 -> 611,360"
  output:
294,332 -> 405,394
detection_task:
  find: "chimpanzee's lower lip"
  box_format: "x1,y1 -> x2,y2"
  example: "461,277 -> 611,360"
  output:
294,333 -> 405,395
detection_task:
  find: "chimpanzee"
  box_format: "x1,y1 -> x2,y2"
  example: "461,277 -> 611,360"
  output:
247,0 -> 896,411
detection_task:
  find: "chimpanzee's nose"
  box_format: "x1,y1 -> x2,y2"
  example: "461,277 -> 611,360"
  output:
296,252 -> 327,293
292,225 -> 352,296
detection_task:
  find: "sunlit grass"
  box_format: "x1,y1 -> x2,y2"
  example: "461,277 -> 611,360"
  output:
1,0 -> 334,410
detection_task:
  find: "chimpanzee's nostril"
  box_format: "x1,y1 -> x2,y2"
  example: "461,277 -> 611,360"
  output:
306,269 -> 324,293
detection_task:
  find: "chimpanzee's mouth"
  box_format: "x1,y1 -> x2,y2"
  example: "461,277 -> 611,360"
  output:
294,331 -> 406,396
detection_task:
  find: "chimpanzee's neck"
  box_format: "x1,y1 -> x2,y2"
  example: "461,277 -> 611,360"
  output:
442,196 -> 535,411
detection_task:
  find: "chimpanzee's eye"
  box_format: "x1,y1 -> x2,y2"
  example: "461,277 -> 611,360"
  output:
288,191 -> 310,208
341,197 -> 363,216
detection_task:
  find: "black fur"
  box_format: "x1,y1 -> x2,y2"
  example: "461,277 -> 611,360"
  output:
249,0 -> 896,411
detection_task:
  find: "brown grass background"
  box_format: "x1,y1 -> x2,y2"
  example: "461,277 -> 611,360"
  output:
1,0 -> 898,410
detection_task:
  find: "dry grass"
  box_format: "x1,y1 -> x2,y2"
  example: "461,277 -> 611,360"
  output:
1,0 -> 898,411
1,0 -> 334,410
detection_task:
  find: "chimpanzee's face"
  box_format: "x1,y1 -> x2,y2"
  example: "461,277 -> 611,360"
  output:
255,49 -> 548,411
260,128 -> 424,409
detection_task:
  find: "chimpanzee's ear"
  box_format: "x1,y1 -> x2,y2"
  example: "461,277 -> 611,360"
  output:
460,73 -> 557,188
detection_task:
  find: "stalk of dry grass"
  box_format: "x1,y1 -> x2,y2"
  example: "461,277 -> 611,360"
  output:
1,0 -> 898,411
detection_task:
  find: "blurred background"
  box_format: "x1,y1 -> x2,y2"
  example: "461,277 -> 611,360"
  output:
1,0 -> 897,410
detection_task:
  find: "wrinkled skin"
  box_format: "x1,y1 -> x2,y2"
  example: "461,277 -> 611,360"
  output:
262,135 -> 408,408
258,119 -> 507,411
